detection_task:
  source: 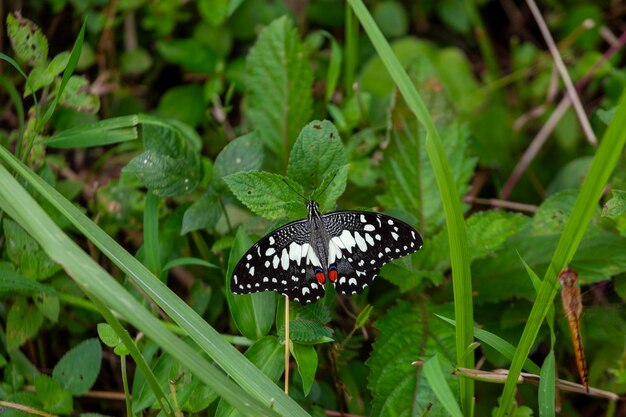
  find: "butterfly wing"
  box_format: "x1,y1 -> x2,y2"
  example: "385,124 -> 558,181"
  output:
231,219 -> 326,303
322,211 -> 422,295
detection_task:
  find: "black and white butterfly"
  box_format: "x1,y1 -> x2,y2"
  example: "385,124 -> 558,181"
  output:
231,201 -> 423,303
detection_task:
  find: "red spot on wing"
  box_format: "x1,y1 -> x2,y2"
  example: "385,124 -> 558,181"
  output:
329,268 -> 337,282
315,271 -> 325,285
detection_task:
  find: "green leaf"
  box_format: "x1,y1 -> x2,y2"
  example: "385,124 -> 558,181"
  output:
25,52 -> 70,96
34,374 -> 73,414
97,323 -> 121,348
52,338 -> 102,396
602,189 -> 626,219
245,16 -> 313,162
279,318 -> 334,344
226,227 -> 277,340
466,211 -> 529,260
367,302 -> 457,417
157,84 -> 205,127
156,38 -> 217,74
33,292 -> 59,322
372,0 -> 408,38
212,132 -> 264,191
0,270 -> 57,295
287,120 -> 347,196
46,115 -> 139,148
6,297 -> 44,351
355,304 -> 373,328
120,48 -> 152,76
181,189 -> 222,234
292,343 -> 317,396
224,171 -> 305,219
378,119 -> 475,236
422,354 -> 462,417
4,218 -> 61,280
538,351 -> 556,417
58,75 -> 100,113
7,12 -> 48,66
215,335 -> 284,417
123,123 -> 201,197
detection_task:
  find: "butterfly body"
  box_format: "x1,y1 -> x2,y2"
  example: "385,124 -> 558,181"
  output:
232,201 -> 423,303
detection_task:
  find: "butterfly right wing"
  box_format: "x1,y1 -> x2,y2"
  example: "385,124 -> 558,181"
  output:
231,219 -> 326,303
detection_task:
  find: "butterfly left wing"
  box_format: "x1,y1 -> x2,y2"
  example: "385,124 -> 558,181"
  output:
231,219 -> 326,303
322,211 -> 422,295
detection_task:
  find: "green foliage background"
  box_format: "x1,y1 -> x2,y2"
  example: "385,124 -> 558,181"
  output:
1,1 -> 626,417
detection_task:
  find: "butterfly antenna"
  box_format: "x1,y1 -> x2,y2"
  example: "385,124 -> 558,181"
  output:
282,179 -> 307,202
312,172 -> 338,201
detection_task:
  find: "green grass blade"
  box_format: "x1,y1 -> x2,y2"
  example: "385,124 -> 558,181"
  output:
348,0 -> 474,410
144,193 -> 161,274
0,146 -> 310,417
538,350 -> 555,417
39,20 -> 86,128
423,355 -> 463,417
0,74 -> 25,156
495,90 -> 626,416
0,160 -> 280,417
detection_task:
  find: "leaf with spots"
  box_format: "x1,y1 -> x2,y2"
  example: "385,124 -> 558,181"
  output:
6,297 -> 44,351
212,132 -> 264,191
7,12 -> 48,67
224,171 -> 305,220
287,120 -> 348,198
367,302 -> 457,417
52,338 -> 102,396
122,123 -> 201,197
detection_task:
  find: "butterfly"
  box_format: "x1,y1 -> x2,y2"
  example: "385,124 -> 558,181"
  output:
231,200 -> 423,303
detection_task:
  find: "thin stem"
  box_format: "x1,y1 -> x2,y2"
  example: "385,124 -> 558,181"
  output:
525,0 -> 597,145
121,355 -> 134,417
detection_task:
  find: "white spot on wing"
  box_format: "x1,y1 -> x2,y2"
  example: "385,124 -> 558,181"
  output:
365,233 -> 374,246
349,278 -> 357,286
269,236 -> 275,245
249,266 -> 255,276
364,224 -> 375,231
354,232 -> 367,251
281,248 -> 289,270
302,287 -> 310,295
391,232 -> 399,240
266,247 -> 276,256
360,214 -> 367,223
272,255 -> 280,269
246,254 -> 252,260
339,230 -> 356,253
388,219 -> 394,225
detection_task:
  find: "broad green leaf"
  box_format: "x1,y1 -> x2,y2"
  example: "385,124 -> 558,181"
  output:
367,302 -> 457,417
378,116 -> 475,236
602,190 -> 626,219
226,227 -> 277,340
97,323 -> 121,348
7,12 -> 48,66
538,351 -> 556,417
4,219 -> 61,280
123,123 -> 201,197
33,292 -> 59,322
278,318 -> 334,344
181,188 -> 222,234
293,302 -> 332,325
120,48 -> 152,75
157,84 -> 205,127
34,374 -> 73,414
198,0 -> 233,26
25,52 -> 70,96
359,37 -> 435,96
58,75 -> 100,113
156,38 -> 217,74
6,297 -> 44,351
422,354 -> 462,417
212,132 -> 264,191
315,164 -> 348,212
224,171 -> 306,219
372,0 -> 408,38
245,16 -> 313,163
292,343 -> 317,396
215,335 -> 284,417
287,120 -> 347,196
52,338 -> 102,396
466,211 -> 529,260
0,270 -> 57,295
